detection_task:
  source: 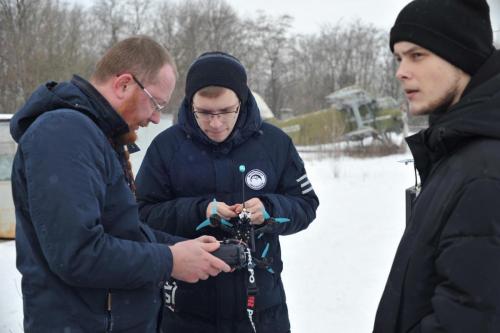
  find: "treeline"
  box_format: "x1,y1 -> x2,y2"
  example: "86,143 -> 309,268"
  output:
0,0 -> 401,117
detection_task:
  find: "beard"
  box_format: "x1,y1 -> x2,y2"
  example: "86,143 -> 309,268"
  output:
414,68 -> 465,115
426,85 -> 459,114
116,91 -> 140,145
116,131 -> 138,145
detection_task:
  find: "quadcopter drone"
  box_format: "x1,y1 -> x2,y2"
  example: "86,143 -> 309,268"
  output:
195,165 -> 291,273
190,165 -> 292,333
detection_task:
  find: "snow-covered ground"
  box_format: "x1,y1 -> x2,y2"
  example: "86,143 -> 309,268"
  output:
0,116 -> 414,332
281,153 -> 412,332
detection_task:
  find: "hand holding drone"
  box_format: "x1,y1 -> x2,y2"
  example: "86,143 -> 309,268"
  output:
194,165 -> 292,333
195,165 -> 291,270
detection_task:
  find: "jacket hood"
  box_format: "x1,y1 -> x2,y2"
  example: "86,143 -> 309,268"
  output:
176,92 -> 262,153
407,50 -> 500,183
11,75 -> 129,143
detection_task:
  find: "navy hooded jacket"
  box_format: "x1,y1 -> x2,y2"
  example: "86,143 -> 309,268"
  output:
10,76 -> 182,332
135,93 -> 319,328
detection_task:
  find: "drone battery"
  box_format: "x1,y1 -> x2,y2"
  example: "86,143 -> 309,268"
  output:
212,242 -> 248,269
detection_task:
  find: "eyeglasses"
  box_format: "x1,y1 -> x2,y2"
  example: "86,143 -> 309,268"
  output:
131,74 -> 168,113
193,102 -> 240,122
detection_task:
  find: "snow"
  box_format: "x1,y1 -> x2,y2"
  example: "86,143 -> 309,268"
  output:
0,241 -> 22,333
280,153 -> 413,332
0,115 -> 415,332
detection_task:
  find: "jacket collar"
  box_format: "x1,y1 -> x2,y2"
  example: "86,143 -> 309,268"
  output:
407,51 -> 500,184
71,75 -> 130,139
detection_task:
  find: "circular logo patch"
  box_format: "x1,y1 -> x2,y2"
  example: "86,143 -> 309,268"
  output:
245,169 -> 267,190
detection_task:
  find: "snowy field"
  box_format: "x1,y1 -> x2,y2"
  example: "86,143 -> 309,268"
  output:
280,152 -> 413,332
0,116 -> 414,332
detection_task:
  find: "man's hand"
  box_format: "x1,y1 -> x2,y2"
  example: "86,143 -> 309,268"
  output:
206,201 -> 239,220
241,198 -> 265,225
169,236 -> 231,283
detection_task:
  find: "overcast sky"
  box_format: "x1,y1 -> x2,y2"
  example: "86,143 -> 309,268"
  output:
71,0 -> 500,40
224,0 -> 406,33
234,0 -> 500,37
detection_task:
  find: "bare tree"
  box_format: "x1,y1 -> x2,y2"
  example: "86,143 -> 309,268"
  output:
0,0 -> 95,112
151,0 -> 246,107
0,0 -> 399,118
242,12 -> 294,118
90,0 -> 127,50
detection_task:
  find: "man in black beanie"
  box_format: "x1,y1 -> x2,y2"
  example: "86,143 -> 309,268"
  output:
374,0 -> 500,332
135,51 -> 319,333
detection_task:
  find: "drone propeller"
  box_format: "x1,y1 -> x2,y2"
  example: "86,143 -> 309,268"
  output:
195,199 -> 233,231
262,208 -> 290,224
258,242 -> 274,274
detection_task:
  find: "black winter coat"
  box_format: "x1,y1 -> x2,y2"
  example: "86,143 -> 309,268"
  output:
135,94 -> 319,332
10,76 -> 182,332
374,51 -> 500,332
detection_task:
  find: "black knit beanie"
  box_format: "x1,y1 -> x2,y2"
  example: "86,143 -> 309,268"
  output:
390,0 -> 495,75
185,51 -> 249,104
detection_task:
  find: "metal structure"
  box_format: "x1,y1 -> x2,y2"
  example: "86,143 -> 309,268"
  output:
325,85 -> 402,141
488,0 -> 499,46
0,114 -> 15,239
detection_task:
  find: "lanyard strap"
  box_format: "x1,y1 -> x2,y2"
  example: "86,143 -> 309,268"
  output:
245,247 -> 258,332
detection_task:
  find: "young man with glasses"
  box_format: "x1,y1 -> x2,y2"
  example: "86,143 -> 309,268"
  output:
10,36 -> 229,332
136,51 -> 319,333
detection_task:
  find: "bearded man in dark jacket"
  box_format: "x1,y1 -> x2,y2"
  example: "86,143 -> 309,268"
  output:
10,36 -> 229,333
373,0 -> 500,332
135,52 -> 319,333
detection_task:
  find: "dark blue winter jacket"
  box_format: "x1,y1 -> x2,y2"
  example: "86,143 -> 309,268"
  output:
10,76 -> 182,332
135,93 -> 319,328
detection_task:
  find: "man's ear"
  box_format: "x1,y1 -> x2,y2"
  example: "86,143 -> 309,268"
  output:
112,74 -> 134,100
